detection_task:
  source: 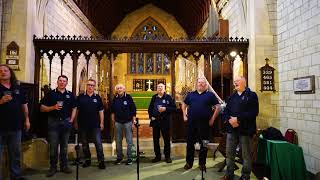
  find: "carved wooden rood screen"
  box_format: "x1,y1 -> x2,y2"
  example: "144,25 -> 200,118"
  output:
33,35 -> 249,142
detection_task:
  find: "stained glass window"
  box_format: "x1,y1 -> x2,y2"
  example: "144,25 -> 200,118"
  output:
146,53 -> 153,73
138,53 -> 144,73
164,54 -> 170,74
128,17 -> 169,74
156,53 -> 162,74
130,53 -> 136,73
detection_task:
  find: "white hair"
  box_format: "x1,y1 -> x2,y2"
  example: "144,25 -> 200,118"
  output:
114,84 -> 126,91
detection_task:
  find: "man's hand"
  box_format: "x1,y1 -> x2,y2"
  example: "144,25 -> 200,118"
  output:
73,122 -> 78,130
0,95 -> 12,104
24,118 -> 30,131
159,107 -> 166,113
53,104 -> 63,110
183,115 -> 188,122
228,116 -> 239,128
69,118 -> 74,123
100,123 -> 104,131
133,117 -> 137,125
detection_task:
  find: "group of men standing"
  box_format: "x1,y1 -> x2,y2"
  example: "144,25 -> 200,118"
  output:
0,63 -> 259,180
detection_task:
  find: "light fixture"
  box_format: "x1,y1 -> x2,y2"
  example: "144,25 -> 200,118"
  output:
230,51 -> 237,57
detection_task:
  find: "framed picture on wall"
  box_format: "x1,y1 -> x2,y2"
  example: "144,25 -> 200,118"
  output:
293,75 -> 315,94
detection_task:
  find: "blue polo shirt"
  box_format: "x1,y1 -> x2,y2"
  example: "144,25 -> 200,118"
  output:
111,93 -> 136,124
0,84 -> 27,131
41,89 -> 76,120
184,90 -> 219,127
77,92 -> 104,129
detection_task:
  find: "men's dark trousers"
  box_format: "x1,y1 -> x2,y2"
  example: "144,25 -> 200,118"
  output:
152,125 -> 170,158
186,125 -> 209,166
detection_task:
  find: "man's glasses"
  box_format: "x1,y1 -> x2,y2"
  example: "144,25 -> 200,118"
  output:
87,84 -> 95,87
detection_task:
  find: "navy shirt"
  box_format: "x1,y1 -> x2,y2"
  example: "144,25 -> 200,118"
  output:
111,93 -> 136,123
148,93 -> 176,127
184,90 -> 219,127
41,89 -> 76,120
0,84 -> 27,131
222,88 -> 259,136
77,93 -> 104,129
148,93 -> 176,117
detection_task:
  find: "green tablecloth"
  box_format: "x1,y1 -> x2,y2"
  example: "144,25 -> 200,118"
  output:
257,137 -> 308,180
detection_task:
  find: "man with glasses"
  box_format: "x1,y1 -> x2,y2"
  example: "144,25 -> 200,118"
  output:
182,77 -> 220,171
75,79 -> 105,169
148,83 -> 176,163
40,75 -> 77,177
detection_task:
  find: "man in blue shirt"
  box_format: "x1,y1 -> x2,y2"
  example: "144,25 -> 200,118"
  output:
76,79 -> 105,169
148,83 -> 176,163
220,76 -> 259,180
111,84 -> 136,165
182,77 -> 220,171
40,75 -> 77,177
0,64 -> 30,180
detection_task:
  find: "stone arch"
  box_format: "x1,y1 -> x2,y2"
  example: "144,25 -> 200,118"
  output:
112,4 -> 187,39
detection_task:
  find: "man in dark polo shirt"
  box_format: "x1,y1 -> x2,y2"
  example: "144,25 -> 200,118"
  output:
40,75 -> 77,177
0,64 -> 30,180
220,76 -> 259,180
148,83 -> 176,163
182,77 -> 220,171
111,84 -> 136,165
76,79 -> 105,169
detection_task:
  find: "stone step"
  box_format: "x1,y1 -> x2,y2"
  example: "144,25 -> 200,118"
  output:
19,138 -> 219,171
67,139 -> 219,159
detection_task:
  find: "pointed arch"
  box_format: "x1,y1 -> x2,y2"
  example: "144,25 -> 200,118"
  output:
131,17 -> 169,40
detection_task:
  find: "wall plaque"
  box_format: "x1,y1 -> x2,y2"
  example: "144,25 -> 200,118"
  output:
294,75 -> 315,94
6,41 -> 20,70
260,58 -> 275,92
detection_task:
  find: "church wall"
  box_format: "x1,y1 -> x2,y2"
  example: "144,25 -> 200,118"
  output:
0,0 -> 100,93
220,0 -> 280,131
277,0 -> 320,174
111,4 -> 187,93
41,0 -> 100,92
0,0 -> 29,81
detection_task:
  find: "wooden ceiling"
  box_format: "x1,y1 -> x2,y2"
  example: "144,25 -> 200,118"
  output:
74,0 -> 211,38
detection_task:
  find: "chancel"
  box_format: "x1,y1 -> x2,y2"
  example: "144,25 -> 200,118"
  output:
0,0 -> 319,179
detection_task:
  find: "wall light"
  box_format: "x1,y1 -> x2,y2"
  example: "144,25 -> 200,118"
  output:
230,51 -> 237,57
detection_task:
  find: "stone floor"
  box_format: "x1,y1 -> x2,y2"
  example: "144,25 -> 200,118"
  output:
23,157 -> 259,180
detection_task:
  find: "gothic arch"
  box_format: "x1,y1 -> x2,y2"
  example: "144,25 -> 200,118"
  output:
112,4 -> 187,39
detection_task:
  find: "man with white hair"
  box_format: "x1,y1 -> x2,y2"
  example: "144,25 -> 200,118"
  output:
111,84 -> 136,165
182,77 -> 221,171
148,83 -> 176,163
219,76 -> 259,180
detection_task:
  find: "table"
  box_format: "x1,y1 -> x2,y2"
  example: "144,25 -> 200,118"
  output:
257,137 -> 308,180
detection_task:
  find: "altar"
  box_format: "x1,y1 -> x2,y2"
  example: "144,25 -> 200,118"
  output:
133,79 -> 166,91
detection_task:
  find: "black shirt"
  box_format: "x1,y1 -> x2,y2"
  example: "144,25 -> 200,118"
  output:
41,89 -> 76,119
77,93 -> 104,129
0,84 -> 27,131
184,90 -> 219,127
111,93 -> 136,123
